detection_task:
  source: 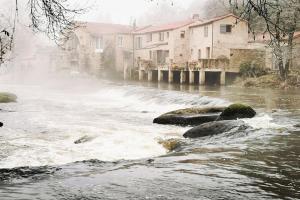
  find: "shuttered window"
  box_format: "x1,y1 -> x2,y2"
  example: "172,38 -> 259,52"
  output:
220,24 -> 232,33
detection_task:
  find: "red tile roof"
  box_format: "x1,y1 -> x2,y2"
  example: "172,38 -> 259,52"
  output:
76,21 -> 133,35
134,19 -> 196,34
189,13 -> 246,28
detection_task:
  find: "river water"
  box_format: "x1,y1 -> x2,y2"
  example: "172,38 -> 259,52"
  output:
0,74 -> 299,200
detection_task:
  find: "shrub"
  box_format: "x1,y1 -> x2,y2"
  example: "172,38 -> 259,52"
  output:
240,62 -> 267,78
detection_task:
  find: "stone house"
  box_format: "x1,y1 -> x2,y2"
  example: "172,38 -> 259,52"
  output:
133,17 -> 200,71
62,22 -> 133,76
189,14 -> 249,62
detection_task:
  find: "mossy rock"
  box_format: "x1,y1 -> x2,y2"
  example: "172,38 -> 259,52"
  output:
153,107 -> 226,126
158,139 -> 181,151
163,107 -> 226,116
0,92 -> 17,103
218,103 -> 256,121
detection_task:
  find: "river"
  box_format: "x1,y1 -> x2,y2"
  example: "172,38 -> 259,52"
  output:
0,74 -> 299,200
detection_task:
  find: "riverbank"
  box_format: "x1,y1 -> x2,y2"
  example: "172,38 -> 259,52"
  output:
232,73 -> 300,89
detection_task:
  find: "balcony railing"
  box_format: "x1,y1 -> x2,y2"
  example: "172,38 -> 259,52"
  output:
138,58 -> 230,71
188,58 -> 229,70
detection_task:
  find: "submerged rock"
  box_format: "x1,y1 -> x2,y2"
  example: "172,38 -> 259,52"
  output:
294,124 -> 300,128
183,120 -> 249,138
0,92 -> 17,103
153,107 -> 225,126
74,135 -> 95,144
217,103 -> 256,121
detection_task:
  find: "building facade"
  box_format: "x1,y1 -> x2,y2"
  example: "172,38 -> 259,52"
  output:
189,14 -> 249,61
61,22 -> 134,77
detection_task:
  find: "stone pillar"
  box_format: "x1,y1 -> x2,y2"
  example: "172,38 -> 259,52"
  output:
221,70 -> 226,85
147,71 -> 153,81
168,70 -> 173,83
189,70 -> 194,84
158,70 -> 163,82
139,70 -> 143,81
123,64 -> 128,80
180,71 -> 186,84
199,69 -> 205,85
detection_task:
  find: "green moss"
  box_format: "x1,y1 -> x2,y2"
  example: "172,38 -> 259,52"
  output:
0,92 -> 17,103
219,103 -> 256,120
163,107 -> 225,116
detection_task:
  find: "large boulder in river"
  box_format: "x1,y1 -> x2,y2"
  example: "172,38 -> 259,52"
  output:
153,107 -> 226,126
0,92 -> 17,103
183,120 -> 249,138
217,103 -> 256,121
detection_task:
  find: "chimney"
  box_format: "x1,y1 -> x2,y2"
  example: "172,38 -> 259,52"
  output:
192,14 -> 200,21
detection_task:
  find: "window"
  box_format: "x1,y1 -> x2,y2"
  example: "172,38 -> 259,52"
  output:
191,49 -> 194,57
167,32 -> 169,38
180,31 -> 185,38
159,32 -> 164,41
147,33 -> 152,42
198,49 -> 202,60
206,47 -> 210,59
220,24 -> 232,33
118,36 -> 123,47
149,51 -> 152,60
204,26 -> 208,37
95,37 -> 103,50
136,37 -> 142,49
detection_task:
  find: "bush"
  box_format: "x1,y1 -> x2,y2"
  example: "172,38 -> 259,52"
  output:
240,62 -> 267,78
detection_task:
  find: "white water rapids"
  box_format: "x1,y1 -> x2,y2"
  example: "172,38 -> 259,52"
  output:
0,72 -> 288,169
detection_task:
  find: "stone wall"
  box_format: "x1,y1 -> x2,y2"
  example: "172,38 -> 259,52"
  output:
229,48 -> 266,71
292,37 -> 300,72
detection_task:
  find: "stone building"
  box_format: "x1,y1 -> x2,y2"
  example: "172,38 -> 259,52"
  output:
133,17 -> 200,69
61,22 -> 133,77
189,14 -> 249,61
135,14 -> 251,85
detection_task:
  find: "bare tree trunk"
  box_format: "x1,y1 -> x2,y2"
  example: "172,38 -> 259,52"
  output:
285,32 -> 295,79
274,44 -> 286,80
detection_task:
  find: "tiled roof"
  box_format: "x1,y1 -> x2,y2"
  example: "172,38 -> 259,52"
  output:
134,19 -> 196,34
189,13 -> 246,28
76,21 -> 133,35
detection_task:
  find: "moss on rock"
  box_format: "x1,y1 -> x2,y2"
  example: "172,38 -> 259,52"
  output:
163,107 -> 226,116
218,103 -> 256,120
158,139 -> 181,152
0,92 -> 17,103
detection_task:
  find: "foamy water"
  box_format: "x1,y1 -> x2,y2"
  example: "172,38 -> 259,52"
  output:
0,76 -> 231,168
0,72 -> 294,169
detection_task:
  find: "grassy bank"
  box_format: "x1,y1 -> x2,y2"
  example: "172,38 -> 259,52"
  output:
232,73 -> 300,89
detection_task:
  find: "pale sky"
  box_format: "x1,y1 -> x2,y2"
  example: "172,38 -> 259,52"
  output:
78,0 -> 197,25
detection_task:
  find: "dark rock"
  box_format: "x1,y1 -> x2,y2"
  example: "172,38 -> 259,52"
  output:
294,124 -> 300,128
154,107 -> 226,126
217,103 -> 256,121
0,122 -> 3,127
0,92 -> 17,103
74,135 -> 95,144
183,120 -> 248,138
